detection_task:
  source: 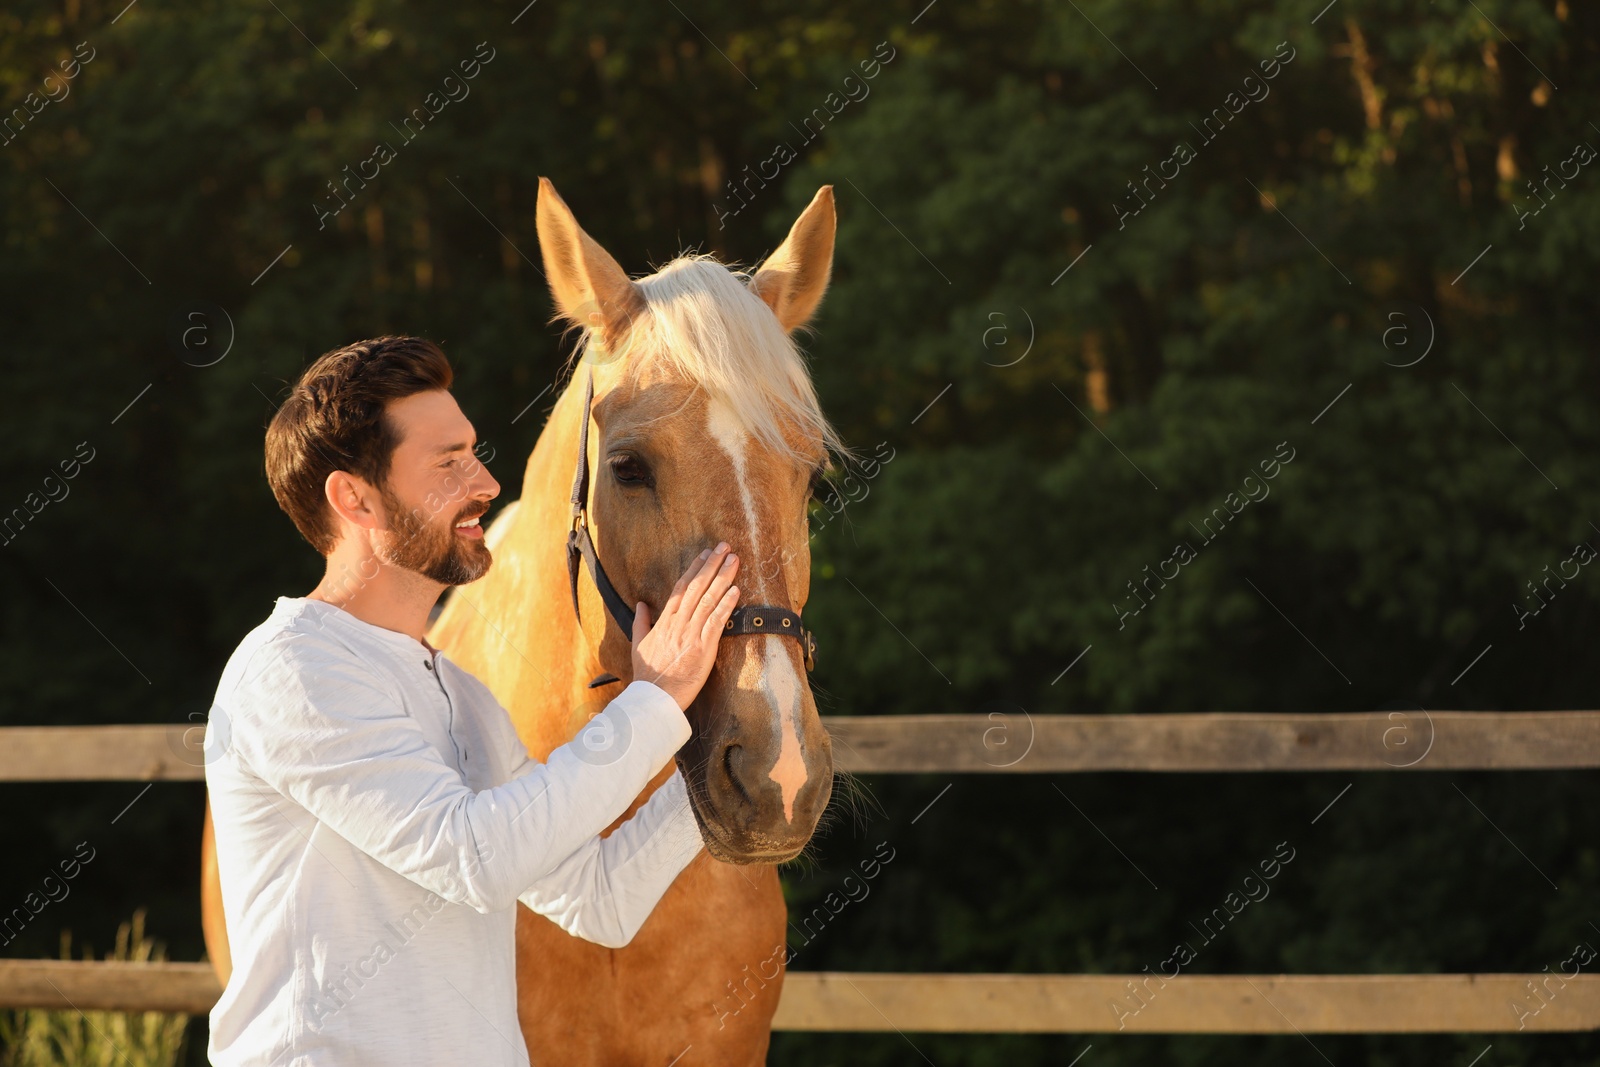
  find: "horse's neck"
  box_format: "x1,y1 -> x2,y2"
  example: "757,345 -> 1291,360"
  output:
430,371 -> 596,762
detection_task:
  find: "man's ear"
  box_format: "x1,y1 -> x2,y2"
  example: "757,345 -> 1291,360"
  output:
749,185 -> 836,334
324,470 -> 383,534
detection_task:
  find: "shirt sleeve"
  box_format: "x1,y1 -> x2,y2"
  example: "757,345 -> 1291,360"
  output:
514,765 -> 704,948
226,637 -> 691,915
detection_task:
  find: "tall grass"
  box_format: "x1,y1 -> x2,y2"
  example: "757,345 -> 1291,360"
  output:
0,911 -> 189,1067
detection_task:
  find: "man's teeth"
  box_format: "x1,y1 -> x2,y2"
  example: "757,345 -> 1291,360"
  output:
455,516 -> 481,528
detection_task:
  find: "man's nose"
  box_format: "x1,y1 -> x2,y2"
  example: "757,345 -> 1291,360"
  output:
477,464 -> 501,500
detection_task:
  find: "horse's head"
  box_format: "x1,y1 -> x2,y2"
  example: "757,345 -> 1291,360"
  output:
535,178 -> 844,865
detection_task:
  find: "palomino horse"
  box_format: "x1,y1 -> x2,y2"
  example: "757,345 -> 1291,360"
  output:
201,178 -> 846,1064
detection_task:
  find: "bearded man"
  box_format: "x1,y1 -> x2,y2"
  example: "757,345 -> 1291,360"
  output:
205,335 -> 740,1066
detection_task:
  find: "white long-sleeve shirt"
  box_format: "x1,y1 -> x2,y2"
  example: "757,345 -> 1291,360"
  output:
205,596 -> 703,1067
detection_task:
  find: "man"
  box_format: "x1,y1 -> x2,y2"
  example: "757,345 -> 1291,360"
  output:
205,335 -> 741,1066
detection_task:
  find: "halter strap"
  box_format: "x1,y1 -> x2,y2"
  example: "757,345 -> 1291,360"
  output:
563,366 -> 817,674
566,368 -> 638,634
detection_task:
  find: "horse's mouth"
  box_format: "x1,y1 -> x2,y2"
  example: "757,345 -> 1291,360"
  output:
703,834 -> 806,866
678,764 -> 810,866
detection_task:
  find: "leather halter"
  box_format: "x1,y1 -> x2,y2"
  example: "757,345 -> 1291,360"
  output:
564,366 -> 818,687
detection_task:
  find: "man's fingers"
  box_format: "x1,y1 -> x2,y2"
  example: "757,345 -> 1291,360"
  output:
661,552 -> 703,620
683,545 -> 725,602
635,545 -> 739,705
664,546 -> 716,622
631,600 -> 650,645
689,553 -> 738,632
681,544 -> 730,620
702,585 -> 739,643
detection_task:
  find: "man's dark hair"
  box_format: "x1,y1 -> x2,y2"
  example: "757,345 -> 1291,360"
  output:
265,335 -> 454,555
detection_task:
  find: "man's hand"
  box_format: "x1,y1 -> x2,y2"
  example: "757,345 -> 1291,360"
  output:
630,541 -> 741,712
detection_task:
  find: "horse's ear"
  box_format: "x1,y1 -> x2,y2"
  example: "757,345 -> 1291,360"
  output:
749,185 -> 835,333
535,177 -> 647,345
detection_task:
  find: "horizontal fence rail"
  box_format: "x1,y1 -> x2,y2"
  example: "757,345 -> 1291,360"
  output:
772,973 -> 1600,1033
0,712 -> 1597,781
5,715 -> 1594,1034
0,963 -> 1592,1033
827,711 -> 1600,773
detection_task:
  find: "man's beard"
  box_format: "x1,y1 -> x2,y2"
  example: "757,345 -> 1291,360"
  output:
376,484 -> 492,586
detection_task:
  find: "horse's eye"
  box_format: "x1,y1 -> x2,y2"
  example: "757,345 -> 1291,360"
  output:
610,455 -> 652,487
807,464 -> 838,506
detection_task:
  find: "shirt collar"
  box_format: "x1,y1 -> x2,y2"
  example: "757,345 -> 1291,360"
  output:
274,596 -> 439,660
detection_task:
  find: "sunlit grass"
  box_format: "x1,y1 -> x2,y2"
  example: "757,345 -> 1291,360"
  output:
0,911 -> 189,1067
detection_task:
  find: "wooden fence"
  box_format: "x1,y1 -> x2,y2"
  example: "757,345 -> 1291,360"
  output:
2,711 -> 1596,1033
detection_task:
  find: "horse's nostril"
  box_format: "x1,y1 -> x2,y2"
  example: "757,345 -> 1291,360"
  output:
723,744 -> 751,805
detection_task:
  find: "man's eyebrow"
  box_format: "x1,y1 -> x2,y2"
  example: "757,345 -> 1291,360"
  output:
432,438 -> 476,456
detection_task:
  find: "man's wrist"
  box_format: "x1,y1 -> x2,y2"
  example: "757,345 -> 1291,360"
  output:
617,679 -> 693,751
630,669 -> 685,713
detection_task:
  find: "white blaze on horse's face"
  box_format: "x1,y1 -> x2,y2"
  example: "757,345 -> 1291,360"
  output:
708,395 -> 810,826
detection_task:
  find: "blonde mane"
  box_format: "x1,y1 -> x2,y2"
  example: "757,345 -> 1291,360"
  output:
564,254 -> 851,467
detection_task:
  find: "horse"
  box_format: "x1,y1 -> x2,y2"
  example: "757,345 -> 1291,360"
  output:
202,177 -> 848,1065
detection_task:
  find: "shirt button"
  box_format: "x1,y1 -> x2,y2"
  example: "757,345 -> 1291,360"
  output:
424,660 -> 433,671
